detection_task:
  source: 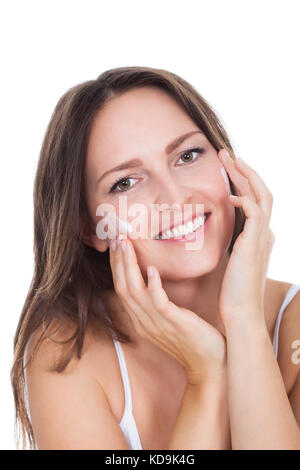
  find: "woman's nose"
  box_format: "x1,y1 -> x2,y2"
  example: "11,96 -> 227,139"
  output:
153,175 -> 190,208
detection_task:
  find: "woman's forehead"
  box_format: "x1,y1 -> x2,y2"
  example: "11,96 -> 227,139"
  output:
89,88 -> 196,146
85,89 -> 203,176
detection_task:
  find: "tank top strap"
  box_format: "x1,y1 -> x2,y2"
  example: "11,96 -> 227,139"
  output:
108,327 -> 133,415
272,284 -> 300,358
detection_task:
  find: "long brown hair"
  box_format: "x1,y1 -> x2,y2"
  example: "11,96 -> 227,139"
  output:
10,66 -> 245,450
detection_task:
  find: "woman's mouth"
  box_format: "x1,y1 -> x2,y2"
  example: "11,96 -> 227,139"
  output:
153,212 -> 211,243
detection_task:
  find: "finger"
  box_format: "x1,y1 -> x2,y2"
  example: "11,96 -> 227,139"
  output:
119,240 -> 182,332
228,194 -> 263,239
219,149 -> 256,202
121,237 -> 178,333
234,157 -> 273,225
109,237 -> 127,295
109,237 -> 145,332
146,264 -> 170,312
120,237 -> 147,291
147,265 -> 193,330
119,237 -> 159,331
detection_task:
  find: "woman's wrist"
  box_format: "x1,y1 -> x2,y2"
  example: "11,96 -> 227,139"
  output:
186,364 -> 227,390
222,308 -> 268,337
224,314 -> 271,355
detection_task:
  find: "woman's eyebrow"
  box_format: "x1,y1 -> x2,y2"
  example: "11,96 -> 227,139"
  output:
96,130 -> 203,185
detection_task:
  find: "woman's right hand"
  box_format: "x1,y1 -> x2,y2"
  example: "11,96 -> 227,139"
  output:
109,235 -> 227,386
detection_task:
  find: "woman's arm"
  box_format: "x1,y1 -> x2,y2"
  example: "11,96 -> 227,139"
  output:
167,368 -> 231,450
225,315 -> 300,450
216,153 -> 300,449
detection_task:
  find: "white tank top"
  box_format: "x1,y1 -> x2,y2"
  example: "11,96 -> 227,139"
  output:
110,283 -> 300,450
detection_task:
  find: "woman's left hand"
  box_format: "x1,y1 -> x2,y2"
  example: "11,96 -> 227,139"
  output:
217,149 -> 275,329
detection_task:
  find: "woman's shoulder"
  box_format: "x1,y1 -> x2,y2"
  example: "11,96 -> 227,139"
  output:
268,277 -> 300,312
267,277 -> 296,297
269,277 -> 300,396
23,319 -> 130,449
266,277 -> 298,317
25,316 -> 115,385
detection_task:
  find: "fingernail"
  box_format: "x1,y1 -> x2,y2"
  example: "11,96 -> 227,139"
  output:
121,239 -> 127,252
222,150 -> 230,159
110,239 -> 116,251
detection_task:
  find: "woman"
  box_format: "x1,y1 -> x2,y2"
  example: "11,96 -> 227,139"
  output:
11,66 -> 300,450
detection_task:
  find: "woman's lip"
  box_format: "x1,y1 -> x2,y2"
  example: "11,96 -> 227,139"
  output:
153,213 -> 211,242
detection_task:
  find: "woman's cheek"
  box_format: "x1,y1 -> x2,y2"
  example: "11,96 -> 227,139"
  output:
96,211 -> 133,240
220,166 -> 232,196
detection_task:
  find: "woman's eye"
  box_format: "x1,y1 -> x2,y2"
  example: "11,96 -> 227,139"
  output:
109,177 -> 138,194
176,147 -> 205,165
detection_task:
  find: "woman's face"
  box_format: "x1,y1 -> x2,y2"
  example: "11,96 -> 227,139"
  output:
84,86 -> 235,280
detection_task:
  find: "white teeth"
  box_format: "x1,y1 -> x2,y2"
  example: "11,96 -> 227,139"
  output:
187,221 -> 194,232
181,226 -> 188,236
177,225 -> 184,236
155,215 -> 206,240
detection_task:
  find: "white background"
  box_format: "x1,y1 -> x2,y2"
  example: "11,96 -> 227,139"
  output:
1,0 -> 299,449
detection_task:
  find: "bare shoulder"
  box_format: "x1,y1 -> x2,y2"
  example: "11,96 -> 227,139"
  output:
25,316 -> 112,377
270,278 -> 300,396
24,318 -> 128,449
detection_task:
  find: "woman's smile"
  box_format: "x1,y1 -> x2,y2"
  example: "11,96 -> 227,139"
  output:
152,212 -> 211,243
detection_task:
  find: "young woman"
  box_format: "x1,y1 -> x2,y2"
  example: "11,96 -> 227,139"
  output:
11,66 -> 300,450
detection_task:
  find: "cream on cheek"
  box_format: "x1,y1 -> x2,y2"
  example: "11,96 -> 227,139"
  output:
97,211 -> 133,240
220,166 -> 232,196
109,212 -> 133,236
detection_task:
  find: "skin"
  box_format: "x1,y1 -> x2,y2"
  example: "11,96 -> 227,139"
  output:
83,86 -> 235,339
83,86 -> 300,448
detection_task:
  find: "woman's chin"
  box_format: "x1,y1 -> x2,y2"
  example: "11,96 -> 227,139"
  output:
155,251 -> 223,281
